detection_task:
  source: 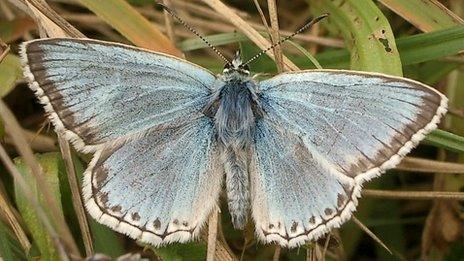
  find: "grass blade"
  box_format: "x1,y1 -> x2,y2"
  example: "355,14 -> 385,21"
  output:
314,26 -> 464,68
77,0 -> 181,56
397,25 -> 464,65
379,0 -> 463,32
425,129 -> 464,153
13,153 -> 65,261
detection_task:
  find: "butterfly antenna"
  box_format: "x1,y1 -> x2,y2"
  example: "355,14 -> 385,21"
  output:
242,13 -> 329,67
158,3 -> 231,64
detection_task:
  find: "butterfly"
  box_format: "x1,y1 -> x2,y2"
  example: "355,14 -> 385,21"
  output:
20,37 -> 447,247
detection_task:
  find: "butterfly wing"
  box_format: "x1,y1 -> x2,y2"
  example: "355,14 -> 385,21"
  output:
84,117 -> 222,245
251,119 -> 356,247
253,70 -> 447,247
21,38 -> 221,244
20,38 -> 215,152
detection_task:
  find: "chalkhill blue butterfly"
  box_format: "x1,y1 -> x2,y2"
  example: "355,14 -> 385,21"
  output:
20,12 -> 447,248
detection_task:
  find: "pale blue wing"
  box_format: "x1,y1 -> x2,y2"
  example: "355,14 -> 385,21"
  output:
258,70 -> 447,181
251,119 -> 356,247
83,117 -> 222,245
253,70 -> 447,247
20,38 -> 215,152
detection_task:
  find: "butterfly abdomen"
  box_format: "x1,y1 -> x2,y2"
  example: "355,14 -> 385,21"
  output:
211,80 -> 258,229
222,146 -> 250,229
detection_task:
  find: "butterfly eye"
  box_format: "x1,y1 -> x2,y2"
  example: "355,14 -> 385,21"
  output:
240,64 -> 250,71
224,63 -> 233,70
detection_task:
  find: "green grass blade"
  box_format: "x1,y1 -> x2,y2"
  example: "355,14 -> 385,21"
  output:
379,0 -> 464,32
397,25 -> 464,65
286,40 -> 322,69
425,130 -> 464,153
14,153 -> 64,261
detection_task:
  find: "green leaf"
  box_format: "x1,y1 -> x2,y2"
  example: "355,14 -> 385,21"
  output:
308,0 -> 402,76
13,153 -> 64,261
0,54 -> 21,97
425,129 -> 464,153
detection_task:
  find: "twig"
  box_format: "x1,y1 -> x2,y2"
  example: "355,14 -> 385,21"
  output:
363,189 -> 464,200
306,243 -> 323,261
201,0 -> 299,71
252,0 -> 270,31
168,0 -> 343,47
448,106 -> 464,118
4,128 -> 56,152
273,245 -> 281,261
321,234 -> 331,259
162,0 -> 177,43
397,157 -> 464,173
267,0 -> 284,72
351,216 -> 392,255
207,208 -> 219,261
24,0 -> 84,38
0,42 -> 10,62
0,182 -> 31,251
58,136 -> 94,256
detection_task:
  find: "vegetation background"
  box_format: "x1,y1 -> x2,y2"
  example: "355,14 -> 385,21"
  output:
0,0 -> 464,260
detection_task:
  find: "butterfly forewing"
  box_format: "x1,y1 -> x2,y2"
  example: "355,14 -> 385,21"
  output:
253,70 -> 447,246
20,38 -> 215,152
259,70 -> 447,180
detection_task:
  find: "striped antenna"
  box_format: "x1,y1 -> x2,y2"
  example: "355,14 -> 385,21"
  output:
242,13 -> 329,67
158,3 -> 231,65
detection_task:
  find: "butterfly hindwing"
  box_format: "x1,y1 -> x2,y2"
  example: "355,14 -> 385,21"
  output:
83,117 -> 222,245
20,38 -> 215,152
251,119 -> 356,247
253,70 -> 447,247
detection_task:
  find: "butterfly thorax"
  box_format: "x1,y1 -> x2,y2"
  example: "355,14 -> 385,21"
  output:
202,58 -> 263,229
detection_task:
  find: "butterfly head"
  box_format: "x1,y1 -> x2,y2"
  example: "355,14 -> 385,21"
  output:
223,50 -> 250,77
